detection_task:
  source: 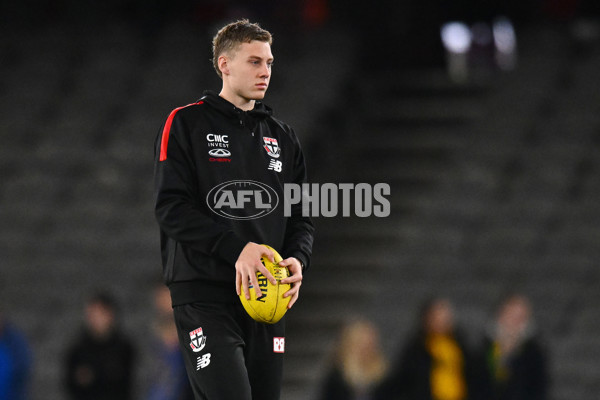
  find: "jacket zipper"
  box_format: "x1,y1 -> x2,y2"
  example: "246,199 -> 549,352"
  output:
237,110 -> 255,136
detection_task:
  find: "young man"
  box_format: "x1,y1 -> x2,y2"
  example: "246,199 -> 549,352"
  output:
153,20 -> 314,400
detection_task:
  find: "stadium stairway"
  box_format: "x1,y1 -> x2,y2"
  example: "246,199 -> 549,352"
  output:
283,25 -> 600,400
280,60 -> 492,398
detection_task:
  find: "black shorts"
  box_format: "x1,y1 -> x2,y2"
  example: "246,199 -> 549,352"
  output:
173,301 -> 286,400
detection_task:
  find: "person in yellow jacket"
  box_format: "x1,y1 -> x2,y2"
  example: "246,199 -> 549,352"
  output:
380,298 -> 481,400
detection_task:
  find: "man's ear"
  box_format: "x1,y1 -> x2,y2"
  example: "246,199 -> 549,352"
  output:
218,55 -> 229,76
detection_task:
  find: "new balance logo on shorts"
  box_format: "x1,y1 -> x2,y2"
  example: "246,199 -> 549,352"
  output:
273,337 -> 285,353
196,353 -> 212,370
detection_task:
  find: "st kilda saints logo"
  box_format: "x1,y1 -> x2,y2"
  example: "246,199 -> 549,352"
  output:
206,180 -> 279,220
189,327 -> 207,353
263,137 -> 280,158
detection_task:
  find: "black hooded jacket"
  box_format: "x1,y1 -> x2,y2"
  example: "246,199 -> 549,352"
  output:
154,91 -> 314,306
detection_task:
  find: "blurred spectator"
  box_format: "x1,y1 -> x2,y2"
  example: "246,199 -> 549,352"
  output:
0,311 -> 32,400
479,294 -> 548,400
380,298 -> 479,400
316,318 -> 388,400
64,292 -> 136,400
145,284 -> 193,400
145,315 -> 193,400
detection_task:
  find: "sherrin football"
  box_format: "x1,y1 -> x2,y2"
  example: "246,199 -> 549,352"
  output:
239,245 -> 291,324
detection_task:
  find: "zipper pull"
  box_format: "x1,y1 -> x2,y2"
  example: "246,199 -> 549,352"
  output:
251,131 -> 254,136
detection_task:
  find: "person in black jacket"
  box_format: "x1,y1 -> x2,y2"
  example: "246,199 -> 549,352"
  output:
380,298 -> 479,400
479,294 -> 548,400
64,293 -> 136,400
153,19 -> 314,400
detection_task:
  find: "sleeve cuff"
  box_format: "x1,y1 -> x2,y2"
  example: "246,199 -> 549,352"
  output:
287,250 -> 309,272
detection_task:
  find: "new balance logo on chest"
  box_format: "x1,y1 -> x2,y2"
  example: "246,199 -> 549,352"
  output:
268,159 -> 282,172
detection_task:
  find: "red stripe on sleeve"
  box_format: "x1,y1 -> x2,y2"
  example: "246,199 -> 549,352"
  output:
159,101 -> 204,161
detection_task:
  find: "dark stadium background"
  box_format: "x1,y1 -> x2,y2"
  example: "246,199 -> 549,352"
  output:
1,1 -> 600,399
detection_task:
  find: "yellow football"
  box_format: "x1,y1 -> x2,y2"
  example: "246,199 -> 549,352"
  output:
239,245 -> 291,324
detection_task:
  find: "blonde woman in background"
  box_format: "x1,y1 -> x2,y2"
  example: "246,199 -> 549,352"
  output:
317,319 -> 388,400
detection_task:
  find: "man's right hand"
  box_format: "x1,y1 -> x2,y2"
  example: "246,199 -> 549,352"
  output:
235,242 -> 277,299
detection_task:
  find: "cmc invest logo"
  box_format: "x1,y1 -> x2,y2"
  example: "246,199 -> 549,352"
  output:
206,180 -> 279,220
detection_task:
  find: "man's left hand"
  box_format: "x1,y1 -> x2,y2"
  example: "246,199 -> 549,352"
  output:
279,257 -> 303,309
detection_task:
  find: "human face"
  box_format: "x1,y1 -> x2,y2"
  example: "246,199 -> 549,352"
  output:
85,302 -> 114,338
220,40 -> 273,109
498,296 -> 531,335
425,299 -> 454,335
